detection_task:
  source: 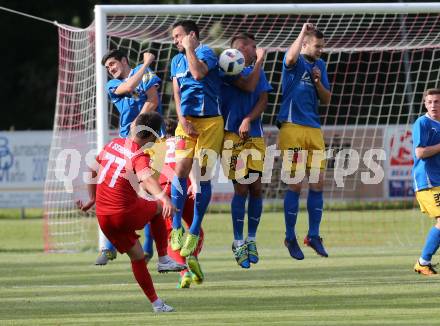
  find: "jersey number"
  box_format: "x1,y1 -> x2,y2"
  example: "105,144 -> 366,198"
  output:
97,152 -> 127,188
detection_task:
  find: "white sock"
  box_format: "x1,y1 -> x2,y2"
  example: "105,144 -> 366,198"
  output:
158,255 -> 169,264
152,298 -> 163,307
247,236 -> 256,242
419,257 -> 430,265
234,240 -> 245,247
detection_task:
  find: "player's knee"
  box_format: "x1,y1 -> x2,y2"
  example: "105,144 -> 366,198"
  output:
175,159 -> 192,177
249,182 -> 262,197
288,183 -> 302,193
233,182 -> 249,197
309,182 -> 324,192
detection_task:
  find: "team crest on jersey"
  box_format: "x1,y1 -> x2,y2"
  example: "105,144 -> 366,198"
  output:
301,72 -> 313,86
142,71 -> 156,83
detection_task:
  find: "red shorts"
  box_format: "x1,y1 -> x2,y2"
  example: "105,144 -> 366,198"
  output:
97,198 -> 158,253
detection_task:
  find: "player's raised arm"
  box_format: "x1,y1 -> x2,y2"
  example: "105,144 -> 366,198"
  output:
285,23 -> 314,67
182,33 -> 208,80
113,52 -> 155,95
233,48 -> 266,93
140,86 -> 159,114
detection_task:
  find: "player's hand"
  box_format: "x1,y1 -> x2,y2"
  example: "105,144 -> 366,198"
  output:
187,184 -> 196,200
182,33 -> 197,51
181,118 -> 199,138
302,23 -> 315,34
160,196 -> 176,218
143,52 -> 155,67
75,199 -> 95,212
312,66 -> 321,84
239,117 -> 251,139
255,48 -> 266,64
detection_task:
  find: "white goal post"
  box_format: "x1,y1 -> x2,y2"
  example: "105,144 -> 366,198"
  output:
44,3 -> 440,252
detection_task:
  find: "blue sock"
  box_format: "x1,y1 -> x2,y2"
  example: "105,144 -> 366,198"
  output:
284,190 -> 300,241
171,176 -> 187,229
231,194 -> 246,241
421,226 -> 440,262
248,195 -> 262,238
189,181 -> 211,235
142,224 -> 154,256
307,190 -> 323,238
104,239 -> 115,251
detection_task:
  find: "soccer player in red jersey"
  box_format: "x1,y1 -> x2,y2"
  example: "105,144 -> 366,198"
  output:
76,112 -> 184,313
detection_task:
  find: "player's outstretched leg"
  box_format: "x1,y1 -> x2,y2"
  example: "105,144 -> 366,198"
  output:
284,190 -> 303,260
127,240 -> 175,313
414,225 -> 440,276
305,189 -> 328,257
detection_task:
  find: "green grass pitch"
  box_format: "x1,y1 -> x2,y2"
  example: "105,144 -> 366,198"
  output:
1,211 -> 439,325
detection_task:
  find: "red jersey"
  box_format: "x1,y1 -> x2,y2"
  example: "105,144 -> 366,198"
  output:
95,138 -> 151,215
158,137 -> 177,186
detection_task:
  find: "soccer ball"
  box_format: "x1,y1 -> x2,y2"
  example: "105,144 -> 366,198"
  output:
219,49 -> 245,75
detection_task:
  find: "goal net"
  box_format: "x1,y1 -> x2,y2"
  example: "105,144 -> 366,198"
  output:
44,4 -> 440,252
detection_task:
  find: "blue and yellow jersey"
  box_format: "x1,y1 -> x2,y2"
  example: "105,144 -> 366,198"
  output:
412,114 -> 440,191
170,44 -> 221,117
221,66 -> 273,137
106,65 -> 162,137
278,54 -> 330,128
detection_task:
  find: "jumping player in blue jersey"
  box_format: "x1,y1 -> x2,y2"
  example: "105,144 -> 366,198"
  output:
412,88 -> 440,276
96,50 -> 164,265
220,33 -> 272,268
278,23 -> 331,260
169,20 -> 223,263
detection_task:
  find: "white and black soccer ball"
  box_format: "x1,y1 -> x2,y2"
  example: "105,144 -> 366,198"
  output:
219,49 -> 245,75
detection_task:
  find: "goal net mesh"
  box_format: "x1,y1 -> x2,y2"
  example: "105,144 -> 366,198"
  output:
44,10 -> 440,252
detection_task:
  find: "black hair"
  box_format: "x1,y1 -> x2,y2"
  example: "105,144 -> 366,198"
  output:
305,29 -> 324,40
164,118 -> 178,137
101,49 -> 127,66
172,20 -> 200,39
134,112 -> 163,140
230,32 -> 256,47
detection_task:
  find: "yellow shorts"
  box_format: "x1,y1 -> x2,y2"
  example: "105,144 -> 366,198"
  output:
175,116 -> 224,167
278,122 -> 326,172
416,187 -> 440,218
221,132 -> 265,180
144,137 -> 167,179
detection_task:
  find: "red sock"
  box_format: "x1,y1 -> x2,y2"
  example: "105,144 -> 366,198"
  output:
131,259 -> 158,303
150,213 -> 168,257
